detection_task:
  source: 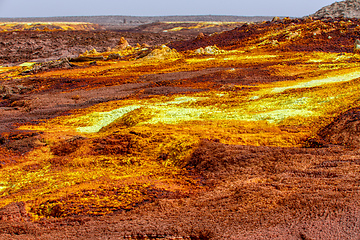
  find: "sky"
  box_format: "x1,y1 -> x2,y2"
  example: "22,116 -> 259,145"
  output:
0,0 -> 338,18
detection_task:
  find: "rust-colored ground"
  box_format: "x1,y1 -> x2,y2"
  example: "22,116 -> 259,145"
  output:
1,18 -> 360,239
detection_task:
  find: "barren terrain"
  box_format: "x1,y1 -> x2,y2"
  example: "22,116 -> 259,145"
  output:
1,17 -> 360,239
0,15 -> 274,30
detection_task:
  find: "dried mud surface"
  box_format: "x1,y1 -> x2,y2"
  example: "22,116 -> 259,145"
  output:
1,18 -> 360,239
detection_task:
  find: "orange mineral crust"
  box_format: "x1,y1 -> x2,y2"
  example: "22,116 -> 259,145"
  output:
1,18 -> 360,239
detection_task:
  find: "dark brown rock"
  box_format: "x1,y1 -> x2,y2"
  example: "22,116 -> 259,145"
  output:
196,32 -> 205,40
22,58 -> 73,75
68,55 -> 105,62
51,136 -> 85,156
92,134 -> 132,155
0,202 -> 31,222
106,53 -> 122,60
272,16 -> 281,22
318,107 -> 360,148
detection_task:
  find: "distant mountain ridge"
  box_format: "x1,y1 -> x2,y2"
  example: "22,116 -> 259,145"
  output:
313,0 -> 360,18
0,15 -> 274,23
0,15 -> 275,30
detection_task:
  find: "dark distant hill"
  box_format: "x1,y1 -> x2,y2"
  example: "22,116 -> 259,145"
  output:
0,15 -> 275,30
312,0 -> 360,18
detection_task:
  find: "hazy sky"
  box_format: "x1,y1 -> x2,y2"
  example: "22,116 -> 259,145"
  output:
0,0 -> 338,18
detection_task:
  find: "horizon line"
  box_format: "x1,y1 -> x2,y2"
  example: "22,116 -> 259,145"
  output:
0,14 -> 297,19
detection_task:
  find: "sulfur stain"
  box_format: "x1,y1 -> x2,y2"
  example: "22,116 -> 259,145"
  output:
272,71 -> 360,93
77,105 -> 141,133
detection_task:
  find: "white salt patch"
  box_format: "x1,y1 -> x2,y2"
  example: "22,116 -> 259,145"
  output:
272,71 -> 360,93
77,105 -> 141,133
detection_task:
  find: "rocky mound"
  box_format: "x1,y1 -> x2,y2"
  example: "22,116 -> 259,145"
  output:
317,107 -> 360,148
142,45 -> 181,61
194,45 -> 223,55
312,0 -> 360,18
112,37 -> 130,51
22,58 -> 74,74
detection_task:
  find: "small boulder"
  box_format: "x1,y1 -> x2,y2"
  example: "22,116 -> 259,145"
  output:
272,16 -> 281,22
194,47 -> 205,54
354,39 -> 360,53
195,45 -> 222,55
303,16 -> 314,23
106,53 -> 122,60
196,32 -> 205,40
114,37 -> 130,51
204,45 -> 221,55
0,85 -> 12,97
88,48 -> 98,55
282,17 -> 292,23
